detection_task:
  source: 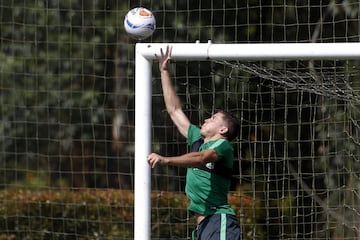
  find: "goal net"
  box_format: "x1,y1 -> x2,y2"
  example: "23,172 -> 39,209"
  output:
148,46 -> 360,240
1,1 -> 360,240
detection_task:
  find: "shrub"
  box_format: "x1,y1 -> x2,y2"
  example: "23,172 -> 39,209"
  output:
0,189 -> 257,239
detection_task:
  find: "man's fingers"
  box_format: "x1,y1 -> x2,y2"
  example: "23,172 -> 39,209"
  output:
160,48 -> 164,58
159,46 -> 172,70
167,45 -> 173,57
147,154 -> 157,168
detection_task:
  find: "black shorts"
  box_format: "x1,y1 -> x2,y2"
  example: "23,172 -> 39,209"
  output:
195,213 -> 241,240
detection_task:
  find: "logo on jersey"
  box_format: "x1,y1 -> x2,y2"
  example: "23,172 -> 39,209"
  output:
206,162 -> 215,170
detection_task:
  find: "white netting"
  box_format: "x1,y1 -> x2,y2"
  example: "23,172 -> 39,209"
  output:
1,0 -> 360,239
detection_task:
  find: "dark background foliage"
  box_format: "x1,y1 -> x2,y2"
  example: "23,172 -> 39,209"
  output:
1,0 -> 360,239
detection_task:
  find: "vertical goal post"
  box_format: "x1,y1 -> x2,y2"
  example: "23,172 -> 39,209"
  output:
134,41 -> 360,240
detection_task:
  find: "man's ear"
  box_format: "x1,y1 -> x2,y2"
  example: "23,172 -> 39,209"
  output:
219,126 -> 228,136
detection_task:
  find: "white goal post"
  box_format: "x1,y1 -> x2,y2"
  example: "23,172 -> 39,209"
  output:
134,41 -> 360,240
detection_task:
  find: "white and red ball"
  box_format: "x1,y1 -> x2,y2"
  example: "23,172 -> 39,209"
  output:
124,7 -> 156,40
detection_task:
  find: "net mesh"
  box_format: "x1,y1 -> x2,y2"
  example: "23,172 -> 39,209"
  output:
151,58 -> 360,239
1,0 -> 360,239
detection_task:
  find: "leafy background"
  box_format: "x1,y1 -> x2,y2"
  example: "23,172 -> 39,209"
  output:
1,0 -> 360,239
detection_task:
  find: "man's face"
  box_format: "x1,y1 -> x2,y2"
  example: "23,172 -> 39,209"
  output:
200,112 -> 227,138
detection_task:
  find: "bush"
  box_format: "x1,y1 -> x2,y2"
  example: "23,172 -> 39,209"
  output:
0,189 -> 257,240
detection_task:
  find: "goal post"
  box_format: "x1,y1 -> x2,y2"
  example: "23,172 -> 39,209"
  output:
134,41 -> 360,240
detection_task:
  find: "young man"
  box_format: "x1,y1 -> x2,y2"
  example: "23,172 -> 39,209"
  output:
147,46 -> 241,240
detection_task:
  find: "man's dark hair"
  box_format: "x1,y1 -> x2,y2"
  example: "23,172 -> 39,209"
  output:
219,111 -> 240,141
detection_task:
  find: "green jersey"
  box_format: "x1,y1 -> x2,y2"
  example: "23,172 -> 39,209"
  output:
185,124 -> 235,215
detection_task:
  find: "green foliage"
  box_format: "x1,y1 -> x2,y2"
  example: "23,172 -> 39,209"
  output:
0,190 -> 263,240
0,189 -> 134,239
0,0 -> 127,188
1,1 -> 360,239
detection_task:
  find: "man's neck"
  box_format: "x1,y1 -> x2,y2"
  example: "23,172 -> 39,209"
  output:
203,135 -> 226,143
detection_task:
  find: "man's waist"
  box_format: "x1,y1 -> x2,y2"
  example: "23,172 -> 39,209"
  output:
194,213 -> 208,225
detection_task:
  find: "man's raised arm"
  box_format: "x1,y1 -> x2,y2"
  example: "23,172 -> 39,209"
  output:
159,46 -> 190,138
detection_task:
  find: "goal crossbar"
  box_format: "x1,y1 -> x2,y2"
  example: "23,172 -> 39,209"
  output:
134,41 -> 360,240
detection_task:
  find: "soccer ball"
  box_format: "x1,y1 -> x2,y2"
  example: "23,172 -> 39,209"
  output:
124,7 -> 156,40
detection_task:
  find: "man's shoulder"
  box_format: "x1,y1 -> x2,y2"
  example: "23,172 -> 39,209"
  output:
187,124 -> 202,145
188,123 -> 200,132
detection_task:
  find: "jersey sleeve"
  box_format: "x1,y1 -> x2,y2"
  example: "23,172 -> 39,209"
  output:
206,140 -> 234,168
187,124 -> 202,146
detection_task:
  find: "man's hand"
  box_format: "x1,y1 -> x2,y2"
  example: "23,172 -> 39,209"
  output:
147,153 -> 167,168
159,45 -> 172,72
